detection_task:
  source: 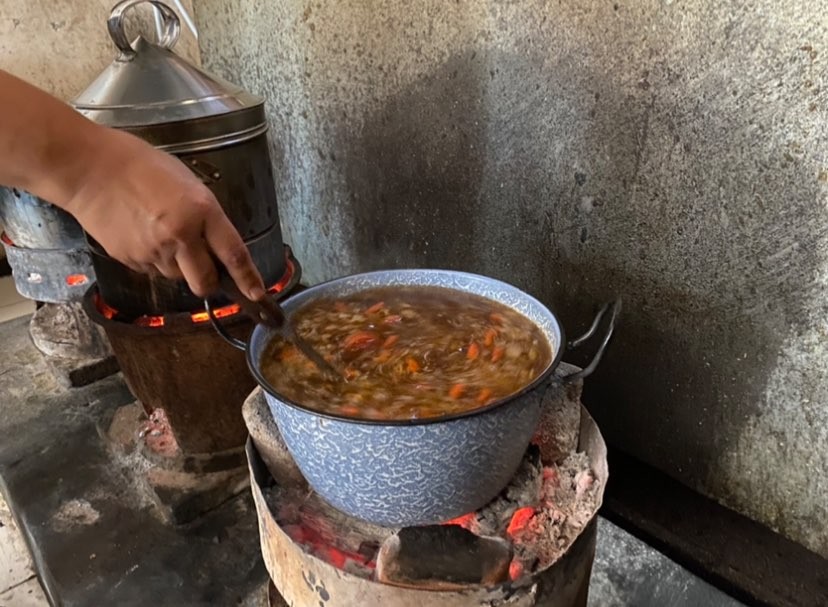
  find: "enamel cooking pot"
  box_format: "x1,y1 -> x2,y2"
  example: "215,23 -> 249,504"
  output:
208,270 -> 619,527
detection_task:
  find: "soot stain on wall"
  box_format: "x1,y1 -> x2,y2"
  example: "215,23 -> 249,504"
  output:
194,0 -> 828,556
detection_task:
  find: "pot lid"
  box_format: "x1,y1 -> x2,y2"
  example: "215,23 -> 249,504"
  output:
71,0 -> 262,128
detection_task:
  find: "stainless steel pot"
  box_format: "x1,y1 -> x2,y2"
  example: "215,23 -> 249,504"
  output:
208,270 -> 619,526
71,0 -> 284,315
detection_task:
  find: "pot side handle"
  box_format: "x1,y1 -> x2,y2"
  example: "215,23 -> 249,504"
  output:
204,297 -> 248,350
561,299 -> 622,383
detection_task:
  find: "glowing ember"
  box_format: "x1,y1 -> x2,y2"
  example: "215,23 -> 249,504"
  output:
506,507 -> 536,538
65,273 -> 89,286
94,293 -> 118,320
283,523 -> 375,571
138,408 -> 179,457
0,232 -> 14,246
508,558 -> 524,581
268,258 -> 296,294
188,257 -> 295,323
95,257 -> 297,326
135,315 -> 165,328
190,303 -> 240,324
441,512 -> 477,531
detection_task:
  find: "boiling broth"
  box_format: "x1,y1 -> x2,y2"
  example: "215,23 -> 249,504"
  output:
261,286 -> 552,421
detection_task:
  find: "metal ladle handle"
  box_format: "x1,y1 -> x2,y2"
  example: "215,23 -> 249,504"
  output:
108,0 -> 181,59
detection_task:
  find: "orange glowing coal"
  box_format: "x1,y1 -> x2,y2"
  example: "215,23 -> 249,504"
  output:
509,559 -> 524,581
441,512 -> 477,531
94,293 -> 118,320
135,315 -> 165,328
189,303 -> 240,324
283,523 -> 375,571
506,506 -> 536,538
65,274 -> 89,287
95,258 -> 297,327
323,545 -> 368,570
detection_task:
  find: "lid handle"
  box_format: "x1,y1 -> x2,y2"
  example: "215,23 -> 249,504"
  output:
108,0 -> 181,59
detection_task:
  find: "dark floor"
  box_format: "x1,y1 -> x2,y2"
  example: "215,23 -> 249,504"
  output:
590,519 -> 744,607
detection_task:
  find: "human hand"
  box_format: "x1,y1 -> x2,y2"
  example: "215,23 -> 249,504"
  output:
65,126 -> 265,300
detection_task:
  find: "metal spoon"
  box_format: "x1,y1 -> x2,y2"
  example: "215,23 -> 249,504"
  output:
216,271 -> 341,379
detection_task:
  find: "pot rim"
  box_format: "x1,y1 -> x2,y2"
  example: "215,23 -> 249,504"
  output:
246,269 -> 566,427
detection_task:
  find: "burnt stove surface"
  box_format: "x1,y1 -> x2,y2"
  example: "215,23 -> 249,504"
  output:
0,315 -> 267,606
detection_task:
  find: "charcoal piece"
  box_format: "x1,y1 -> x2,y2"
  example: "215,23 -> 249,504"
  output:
44,354 -> 120,388
376,525 -> 512,590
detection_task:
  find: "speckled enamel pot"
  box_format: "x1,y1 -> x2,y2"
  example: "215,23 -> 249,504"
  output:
227,270 -> 616,527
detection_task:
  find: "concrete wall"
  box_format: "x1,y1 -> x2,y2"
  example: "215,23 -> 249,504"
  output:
0,0 -> 199,100
193,0 -> 827,557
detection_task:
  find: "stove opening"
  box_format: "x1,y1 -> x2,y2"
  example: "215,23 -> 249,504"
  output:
267,442 -> 601,588
92,256 -> 297,326
65,273 -> 90,286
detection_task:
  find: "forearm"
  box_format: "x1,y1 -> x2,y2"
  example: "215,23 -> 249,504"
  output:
0,69 -> 108,209
0,70 -> 264,299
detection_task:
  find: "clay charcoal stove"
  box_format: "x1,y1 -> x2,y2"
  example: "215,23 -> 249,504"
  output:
64,0 -> 302,525
244,363 -> 607,607
83,247 -> 300,524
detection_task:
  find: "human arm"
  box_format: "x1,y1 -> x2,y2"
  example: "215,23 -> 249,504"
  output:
0,69 -> 265,300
